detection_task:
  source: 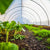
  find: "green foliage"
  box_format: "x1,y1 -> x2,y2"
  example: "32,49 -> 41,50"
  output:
14,34 -> 25,40
23,24 -> 50,38
23,24 -> 40,31
2,21 -> 16,42
46,38 -> 50,44
0,21 -> 3,24
34,29 -> 50,37
2,21 -> 9,27
0,24 -> 4,29
46,46 -> 50,49
0,0 -> 13,14
10,34 -> 25,41
10,21 -> 16,27
35,36 -> 42,41
23,24 -> 50,46
38,26 -> 43,28
0,24 -> 5,34
3,21 -> 16,31
0,42 -> 19,50
0,34 -> 1,37
0,21 -> 25,42
32,27 -> 40,31
16,22 -> 23,31
22,24 -> 33,31
23,25 -> 50,37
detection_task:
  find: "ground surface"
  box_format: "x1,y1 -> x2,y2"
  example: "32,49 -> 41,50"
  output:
0,25 -> 50,50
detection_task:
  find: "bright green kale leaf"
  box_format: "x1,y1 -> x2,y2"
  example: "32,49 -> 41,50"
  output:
0,42 -> 19,50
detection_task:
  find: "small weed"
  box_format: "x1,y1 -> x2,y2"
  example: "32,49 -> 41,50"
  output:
14,34 -> 25,40
11,34 -> 25,41
35,36 -> 42,41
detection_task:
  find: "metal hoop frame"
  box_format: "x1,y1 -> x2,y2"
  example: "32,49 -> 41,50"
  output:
4,0 -> 49,25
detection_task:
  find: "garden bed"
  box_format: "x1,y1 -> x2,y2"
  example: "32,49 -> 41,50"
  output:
0,23 -> 50,50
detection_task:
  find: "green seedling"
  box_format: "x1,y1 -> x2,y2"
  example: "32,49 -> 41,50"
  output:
0,42 -> 19,50
13,22 -> 25,37
0,21 -> 19,50
46,46 -> 50,49
46,38 -> 50,44
34,29 -> 50,37
11,34 -> 25,41
35,36 -> 42,41
14,34 -> 25,40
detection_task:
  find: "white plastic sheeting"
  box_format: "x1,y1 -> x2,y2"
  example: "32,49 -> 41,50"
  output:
1,0 -> 50,26
0,14 -> 5,22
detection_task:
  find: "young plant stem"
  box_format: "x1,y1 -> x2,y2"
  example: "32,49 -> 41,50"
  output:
14,30 -> 17,37
6,31 -> 9,42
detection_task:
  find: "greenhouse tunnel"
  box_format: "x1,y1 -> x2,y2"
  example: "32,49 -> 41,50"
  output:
0,0 -> 50,50
0,0 -> 50,26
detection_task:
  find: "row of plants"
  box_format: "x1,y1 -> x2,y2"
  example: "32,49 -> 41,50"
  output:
23,24 -> 50,49
0,22 -> 50,49
0,21 -> 25,50
22,24 -> 41,31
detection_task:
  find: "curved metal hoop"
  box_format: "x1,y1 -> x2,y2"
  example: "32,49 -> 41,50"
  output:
9,13 -> 36,24
8,10 -> 41,24
9,11 -> 37,24
4,0 -> 48,25
5,6 -> 41,24
31,0 -> 49,25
